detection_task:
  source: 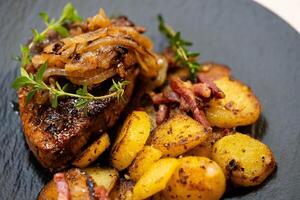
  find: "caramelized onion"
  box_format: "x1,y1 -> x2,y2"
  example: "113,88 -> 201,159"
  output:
68,68 -> 117,85
44,67 -> 116,86
43,68 -> 68,80
38,9 -> 161,87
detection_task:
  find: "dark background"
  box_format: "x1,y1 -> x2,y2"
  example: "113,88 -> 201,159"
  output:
0,0 -> 299,199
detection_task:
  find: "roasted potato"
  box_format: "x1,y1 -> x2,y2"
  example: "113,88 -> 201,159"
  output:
111,111 -> 151,170
38,169 -> 94,200
38,167 -> 119,200
200,63 -> 231,80
205,77 -> 261,128
85,167 -> 118,193
212,133 -> 276,186
109,178 -> 135,200
132,158 -> 179,200
66,169 -> 93,200
162,156 -> 226,200
73,133 -> 110,168
184,129 -> 234,158
128,146 -> 163,181
151,193 -> 166,200
38,180 -> 57,200
149,113 -> 208,157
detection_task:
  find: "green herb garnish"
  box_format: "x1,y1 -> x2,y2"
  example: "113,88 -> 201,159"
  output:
158,15 -> 201,78
12,63 -> 129,108
13,45 -> 31,67
29,2 -> 82,47
109,79 -> 130,101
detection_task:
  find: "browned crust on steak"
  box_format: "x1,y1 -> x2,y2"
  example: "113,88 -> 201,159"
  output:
19,68 -> 138,171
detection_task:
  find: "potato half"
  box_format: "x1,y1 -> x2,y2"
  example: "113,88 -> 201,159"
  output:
85,167 -> 119,193
38,180 -> 57,200
184,129 -> 234,159
200,62 -> 231,81
111,111 -> 151,170
149,113 -> 208,157
109,178 -> 135,200
212,133 -> 276,186
132,158 -> 179,200
38,169 -> 93,200
128,146 -> 163,181
162,156 -> 226,200
73,133 -> 110,168
205,77 -> 261,128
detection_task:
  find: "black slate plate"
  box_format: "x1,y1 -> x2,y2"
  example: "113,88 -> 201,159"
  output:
0,0 -> 299,199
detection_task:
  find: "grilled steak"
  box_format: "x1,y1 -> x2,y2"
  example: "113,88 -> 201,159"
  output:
18,68 -> 138,171
15,9 -> 160,171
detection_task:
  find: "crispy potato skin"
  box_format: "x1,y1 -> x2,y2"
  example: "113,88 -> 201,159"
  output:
128,146 -> 163,181
184,129 -> 234,159
65,169 -> 93,200
132,158 -> 179,200
73,133 -> 110,168
201,63 -> 231,80
162,156 -> 226,200
205,77 -> 261,128
85,167 -> 119,193
38,180 -> 58,200
111,111 -> 151,170
38,168 -> 119,200
109,178 -> 135,200
149,113 -> 208,157
38,169 -> 93,200
212,133 -> 276,187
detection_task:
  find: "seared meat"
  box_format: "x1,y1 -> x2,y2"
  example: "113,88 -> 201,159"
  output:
19,69 -> 138,171
15,9 -> 160,170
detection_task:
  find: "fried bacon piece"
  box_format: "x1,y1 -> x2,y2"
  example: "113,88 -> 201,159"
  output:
169,77 -> 210,127
156,104 -> 169,125
192,83 -> 211,98
197,73 -> 224,99
94,186 -> 110,200
150,63 -> 227,128
54,173 -> 70,200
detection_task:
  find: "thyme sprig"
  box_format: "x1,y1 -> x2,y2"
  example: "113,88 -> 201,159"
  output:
13,45 -> 31,68
29,2 -> 82,48
12,63 -> 129,109
158,15 -> 201,78
13,3 -> 129,109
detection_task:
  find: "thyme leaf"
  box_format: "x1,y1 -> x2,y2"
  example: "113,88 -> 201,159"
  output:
158,15 -> 201,79
30,2 -> 82,47
12,62 -> 129,109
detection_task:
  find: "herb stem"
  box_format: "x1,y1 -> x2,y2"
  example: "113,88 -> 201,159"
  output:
158,15 -> 201,78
